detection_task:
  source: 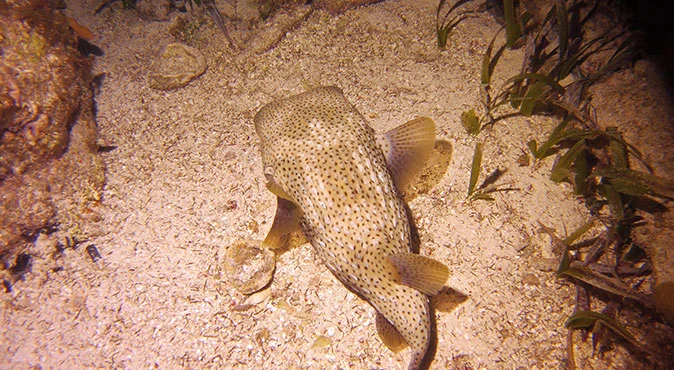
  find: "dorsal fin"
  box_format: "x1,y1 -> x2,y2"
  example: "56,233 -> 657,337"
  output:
376,312 -> 408,353
388,253 -> 449,296
376,116 -> 436,189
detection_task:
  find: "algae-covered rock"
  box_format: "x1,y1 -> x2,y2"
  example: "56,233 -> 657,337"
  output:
148,43 -> 207,90
223,239 -> 276,294
0,0 -> 105,263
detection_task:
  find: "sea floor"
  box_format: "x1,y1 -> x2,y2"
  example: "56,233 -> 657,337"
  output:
2,0 -> 673,369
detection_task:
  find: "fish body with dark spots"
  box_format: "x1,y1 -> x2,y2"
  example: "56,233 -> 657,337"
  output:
254,86 -> 449,370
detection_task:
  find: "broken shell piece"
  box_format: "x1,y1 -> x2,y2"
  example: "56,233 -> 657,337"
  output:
148,43 -> 207,90
223,239 -> 276,294
232,287 -> 272,311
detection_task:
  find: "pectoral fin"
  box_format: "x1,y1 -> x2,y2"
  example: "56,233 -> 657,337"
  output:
376,312 -> 408,353
263,196 -> 302,249
376,116 -> 436,189
265,179 -> 294,202
388,253 -> 449,296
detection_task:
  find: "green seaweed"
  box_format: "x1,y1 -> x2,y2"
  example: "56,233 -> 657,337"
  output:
445,0 -> 672,364
565,311 -> 642,350
436,0 -> 474,49
461,109 -> 480,136
467,141 -> 483,198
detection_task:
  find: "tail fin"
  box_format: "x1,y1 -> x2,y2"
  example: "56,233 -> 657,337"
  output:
373,285 -> 432,370
388,253 -> 449,296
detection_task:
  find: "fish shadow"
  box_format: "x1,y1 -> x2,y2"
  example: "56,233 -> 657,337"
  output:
401,139 -> 462,370
432,286 -> 469,314
402,139 -> 453,202
421,287 -> 469,370
404,139 -> 453,255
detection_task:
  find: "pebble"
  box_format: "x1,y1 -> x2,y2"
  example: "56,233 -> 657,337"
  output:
148,43 -> 207,90
223,239 -> 276,294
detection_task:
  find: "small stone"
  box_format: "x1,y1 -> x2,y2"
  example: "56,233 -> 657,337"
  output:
223,239 -> 275,294
136,0 -> 171,22
516,153 -> 530,167
148,43 -> 207,90
521,272 -> 540,286
312,335 -> 332,349
225,199 -> 237,211
247,220 -> 259,234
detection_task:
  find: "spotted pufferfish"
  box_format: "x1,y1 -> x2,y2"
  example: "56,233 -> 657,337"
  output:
254,86 -> 449,369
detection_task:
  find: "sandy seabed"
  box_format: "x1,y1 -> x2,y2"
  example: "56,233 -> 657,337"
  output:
3,0 -> 673,369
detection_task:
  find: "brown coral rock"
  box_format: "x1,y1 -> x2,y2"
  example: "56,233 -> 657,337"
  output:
0,0 -> 105,263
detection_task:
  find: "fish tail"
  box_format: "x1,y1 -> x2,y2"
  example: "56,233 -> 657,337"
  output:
374,286 -> 431,370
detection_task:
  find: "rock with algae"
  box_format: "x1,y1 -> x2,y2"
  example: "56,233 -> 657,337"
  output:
148,43 -> 207,90
0,0 -> 105,264
223,239 -> 276,294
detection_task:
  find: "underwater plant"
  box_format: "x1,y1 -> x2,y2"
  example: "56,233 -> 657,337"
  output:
436,0 -> 474,48
446,0 -> 674,366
